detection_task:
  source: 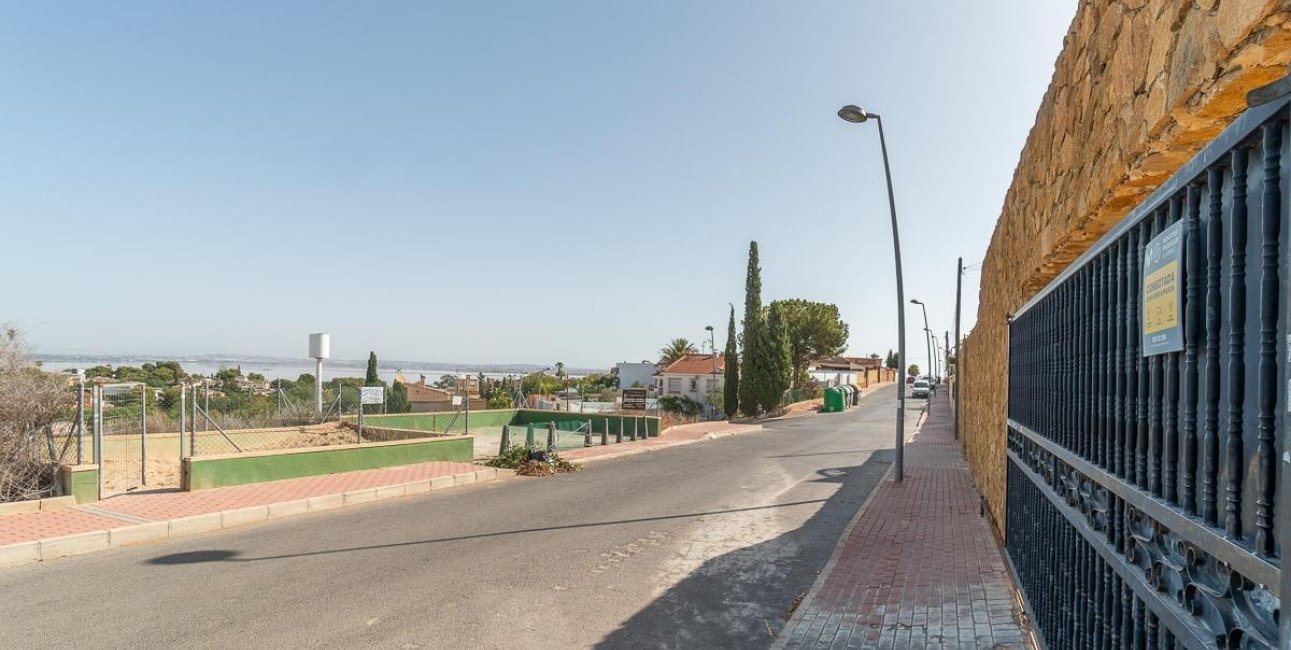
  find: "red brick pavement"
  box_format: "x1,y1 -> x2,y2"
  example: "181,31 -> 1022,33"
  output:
779,396 -> 1032,649
0,460 -> 482,546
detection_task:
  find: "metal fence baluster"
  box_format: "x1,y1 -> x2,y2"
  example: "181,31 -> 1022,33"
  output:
1254,123 -> 1281,554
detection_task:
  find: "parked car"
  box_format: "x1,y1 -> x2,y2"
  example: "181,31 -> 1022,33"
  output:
911,380 -> 931,399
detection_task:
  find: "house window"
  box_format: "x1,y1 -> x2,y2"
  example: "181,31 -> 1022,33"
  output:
667,378 -> 682,393
689,377 -> 698,391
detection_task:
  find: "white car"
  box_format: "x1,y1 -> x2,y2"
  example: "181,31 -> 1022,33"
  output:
911,380 -> 931,399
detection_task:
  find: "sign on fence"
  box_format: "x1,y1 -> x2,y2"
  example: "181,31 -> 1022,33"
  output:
621,388 -> 647,410
360,386 -> 385,405
1141,220 -> 1184,356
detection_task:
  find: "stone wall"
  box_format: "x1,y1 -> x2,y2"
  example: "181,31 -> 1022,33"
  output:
961,0 -> 1291,532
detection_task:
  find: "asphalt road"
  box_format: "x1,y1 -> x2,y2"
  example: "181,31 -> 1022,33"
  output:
0,384 -> 923,649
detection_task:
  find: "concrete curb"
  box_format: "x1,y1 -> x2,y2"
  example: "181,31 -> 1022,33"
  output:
0,467 -> 513,570
771,395 -> 931,649
569,425 -> 763,464
0,495 -> 77,516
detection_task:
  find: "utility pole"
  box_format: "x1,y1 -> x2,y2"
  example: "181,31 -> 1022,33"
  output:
953,256 -> 963,440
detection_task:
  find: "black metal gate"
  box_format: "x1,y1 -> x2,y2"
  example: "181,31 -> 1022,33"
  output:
1005,93 -> 1290,648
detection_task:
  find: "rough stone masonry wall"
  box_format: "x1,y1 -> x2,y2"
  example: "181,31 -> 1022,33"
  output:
961,0 -> 1291,533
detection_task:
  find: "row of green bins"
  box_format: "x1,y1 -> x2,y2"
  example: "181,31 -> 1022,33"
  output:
822,387 -> 846,413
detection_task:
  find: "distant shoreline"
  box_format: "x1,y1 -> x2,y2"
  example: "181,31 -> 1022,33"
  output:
34,354 -> 599,382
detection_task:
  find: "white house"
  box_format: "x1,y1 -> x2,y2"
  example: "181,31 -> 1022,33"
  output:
656,353 -> 725,409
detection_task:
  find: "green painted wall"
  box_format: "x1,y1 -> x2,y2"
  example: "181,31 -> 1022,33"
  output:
347,408 -> 662,437
184,437 -> 474,490
355,409 -> 517,431
509,410 -> 661,436
60,466 -> 100,504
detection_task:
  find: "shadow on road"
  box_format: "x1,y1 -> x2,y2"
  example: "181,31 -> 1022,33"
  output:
593,450 -> 895,650
145,499 -> 837,566
144,451 -> 896,650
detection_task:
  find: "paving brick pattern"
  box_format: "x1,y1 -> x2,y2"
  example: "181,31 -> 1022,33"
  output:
780,396 -> 1032,649
0,510 -> 129,545
0,461 -> 482,546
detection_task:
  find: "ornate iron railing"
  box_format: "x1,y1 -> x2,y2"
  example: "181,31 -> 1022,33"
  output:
1006,94 -> 1289,648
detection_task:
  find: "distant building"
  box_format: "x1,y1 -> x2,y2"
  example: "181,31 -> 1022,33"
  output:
809,356 -> 884,386
614,361 -> 657,389
398,377 -> 487,412
655,354 -> 724,407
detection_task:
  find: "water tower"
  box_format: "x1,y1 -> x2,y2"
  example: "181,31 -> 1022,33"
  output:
309,333 -> 330,413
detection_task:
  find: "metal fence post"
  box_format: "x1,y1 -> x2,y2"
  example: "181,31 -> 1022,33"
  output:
546,421 -> 555,451
140,383 -> 148,486
526,423 -> 535,447
180,385 -> 187,459
189,384 -> 197,456
584,422 -> 593,447
600,420 -> 608,446
92,385 -> 102,501
500,425 -> 511,455
630,417 -> 638,442
615,418 -> 623,444
75,378 -> 85,465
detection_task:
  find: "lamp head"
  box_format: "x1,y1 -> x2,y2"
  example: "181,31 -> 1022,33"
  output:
837,105 -> 870,123
910,299 -> 923,305
705,325 -> 714,332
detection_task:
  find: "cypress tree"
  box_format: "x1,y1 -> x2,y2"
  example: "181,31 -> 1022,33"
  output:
388,379 -> 410,412
365,352 -> 380,386
760,302 -> 793,412
738,241 -> 763,416
723,305 -> 739,418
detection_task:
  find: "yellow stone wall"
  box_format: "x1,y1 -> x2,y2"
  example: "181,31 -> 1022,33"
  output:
961,0 -> 1291,533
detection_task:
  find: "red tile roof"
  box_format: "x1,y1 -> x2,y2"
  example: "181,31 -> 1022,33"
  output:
659,353 -> 725,375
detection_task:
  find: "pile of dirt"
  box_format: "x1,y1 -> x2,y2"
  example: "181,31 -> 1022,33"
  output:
284,424 -> 362,448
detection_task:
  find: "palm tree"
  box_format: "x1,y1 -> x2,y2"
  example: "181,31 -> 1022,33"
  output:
554,362 -> 565,378
658,338 -> 698,367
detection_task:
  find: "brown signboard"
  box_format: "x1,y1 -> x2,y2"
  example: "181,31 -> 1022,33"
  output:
621,388 -> 647,410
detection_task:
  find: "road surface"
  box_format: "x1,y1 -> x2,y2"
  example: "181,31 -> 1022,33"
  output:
0,384 -> 923,649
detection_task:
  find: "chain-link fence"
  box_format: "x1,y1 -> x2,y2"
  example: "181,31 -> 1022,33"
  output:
185,383 -> 360,457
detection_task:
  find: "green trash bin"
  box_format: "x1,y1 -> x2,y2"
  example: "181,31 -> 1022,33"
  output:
822,387 -> 845,413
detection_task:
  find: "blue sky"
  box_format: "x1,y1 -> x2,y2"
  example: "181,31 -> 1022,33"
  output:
1,1 -> 1074,369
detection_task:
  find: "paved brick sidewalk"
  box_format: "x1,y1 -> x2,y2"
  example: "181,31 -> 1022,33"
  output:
560,421 -> 761,461
778,395 -> 1032,649
0,460 -> 486,548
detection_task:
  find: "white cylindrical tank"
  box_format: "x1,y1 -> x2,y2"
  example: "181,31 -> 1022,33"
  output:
309,333 -> 331,360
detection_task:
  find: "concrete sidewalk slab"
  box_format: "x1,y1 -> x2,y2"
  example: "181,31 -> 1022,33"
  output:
0,460 -> 511,569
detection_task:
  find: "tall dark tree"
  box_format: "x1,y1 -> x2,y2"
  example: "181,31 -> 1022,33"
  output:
738,241 -> 764,416
885,349 -> 898,369
759,302 -> 793,412
723,306 -> 739,418
365,352 -> 380,386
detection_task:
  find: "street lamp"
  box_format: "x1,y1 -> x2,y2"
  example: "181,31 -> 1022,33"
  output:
839,103 -> 907,481
910,299 -> 932,383
705,325 -> 718,419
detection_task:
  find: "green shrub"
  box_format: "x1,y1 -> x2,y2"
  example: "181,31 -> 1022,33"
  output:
658,395 -> 703,417
486,445 -> 579,475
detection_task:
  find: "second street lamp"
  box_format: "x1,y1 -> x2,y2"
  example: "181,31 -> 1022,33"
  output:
838,103 -> 907,481
910,299 -> 932,383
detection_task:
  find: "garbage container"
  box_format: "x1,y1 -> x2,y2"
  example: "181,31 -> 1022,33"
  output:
822,387 -> 845,413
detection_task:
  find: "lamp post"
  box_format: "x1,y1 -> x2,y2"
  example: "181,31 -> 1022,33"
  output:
838,104 -> 907,481
705,325 -> 717,419
910,299 -> 932,382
